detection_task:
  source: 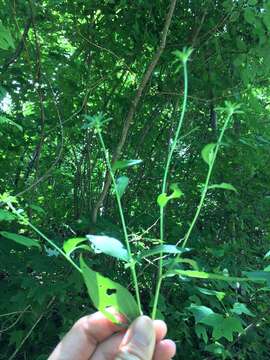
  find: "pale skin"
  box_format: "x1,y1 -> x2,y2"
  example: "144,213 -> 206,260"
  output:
48,310 -> 176,360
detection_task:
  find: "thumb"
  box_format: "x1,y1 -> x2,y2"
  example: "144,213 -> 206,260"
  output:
115,316 -> 156,360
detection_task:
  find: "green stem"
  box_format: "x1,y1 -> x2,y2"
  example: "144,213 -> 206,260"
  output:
97,131 -> 142,314
181,112 -> 232,249
151,61 -> 189,319
7,202 -> 82,274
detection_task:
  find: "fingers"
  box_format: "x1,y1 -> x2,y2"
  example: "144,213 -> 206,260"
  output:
114,316 -> 156,360
92,318 -> 175,360
48,311 -> 125,360
92,319 -> 168,360
153,339 -> 176,360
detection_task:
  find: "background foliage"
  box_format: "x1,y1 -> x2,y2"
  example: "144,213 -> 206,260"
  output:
1,0 -> 270,359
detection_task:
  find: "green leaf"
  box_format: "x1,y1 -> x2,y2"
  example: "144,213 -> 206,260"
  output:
87,234 -> 129,261
112,159 -> 143,171
208,183 -> 237,192
243,271 -> 270,286
0,231 -> 41,249
63,237 -> 87,256
264,249 -> 270,258
80,257 -> 140,322
195,324 -> 208,344
137,245 -> 190,260
201,143 -> 216,165
0,22 -> 15,50
165,269 -> 247,282
189,304 -> 214,323
196,287 -> 226,301
28,204 -> 45,214
231,302 -> 255,317
115,176 -> 129,198
157,184 -> 183,208
200,314 -> 243,341
0,209 -> 16,222
0,116 -> 23,132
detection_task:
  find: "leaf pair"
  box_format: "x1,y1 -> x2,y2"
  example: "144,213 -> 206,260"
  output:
157,184 -> 183,208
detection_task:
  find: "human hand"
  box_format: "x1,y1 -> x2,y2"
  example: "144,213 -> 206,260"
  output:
48,310 -> 176,360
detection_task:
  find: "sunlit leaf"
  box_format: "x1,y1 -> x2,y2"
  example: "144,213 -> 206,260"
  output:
0,231 -> 41,249
201,143 -> 216,165
137,245 -> 190,260
112,159 -> 143,172
80,257 -> 140,322
157,184 -> 183,208
165,269 -> 247,282
63,237 -> 88,256
208,183 -> 237,192
87,235 -> 129,261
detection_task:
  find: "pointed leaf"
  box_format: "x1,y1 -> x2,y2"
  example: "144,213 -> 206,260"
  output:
0,231 -> 41,249
196,287 -> 226,301
63,237 -> 87,256
189,304 -> 214,323
208,183 -> 237,192
165,269 -> 247,282
0,116 -> 23,132
201,143 -> 216,165
115,176 -> 129,198
87,235 -> 129,261
80,257 -> 140,322
138,245 -> 190,260
112,159 -> 143,171
231,302 -> 255,317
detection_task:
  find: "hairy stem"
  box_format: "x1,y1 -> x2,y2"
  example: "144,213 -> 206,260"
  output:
181,112 -> 233,249
152,61 -> 189,319
97,131 -> 142,314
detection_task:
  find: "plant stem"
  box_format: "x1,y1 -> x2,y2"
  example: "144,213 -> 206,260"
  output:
97,131 -> 142,314
7,202 -> 82,274
181,112 -> 232,249
151,62 -> 189,319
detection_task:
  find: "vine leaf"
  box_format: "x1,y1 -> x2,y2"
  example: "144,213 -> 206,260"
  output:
0,231 -> 41,249
87,235 -> 129,261
80,257 -> 140,323
199,314 -> 243,341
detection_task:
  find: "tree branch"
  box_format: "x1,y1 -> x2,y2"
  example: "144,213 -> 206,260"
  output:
91,0 -> 177,223
1,16 -> 32,73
